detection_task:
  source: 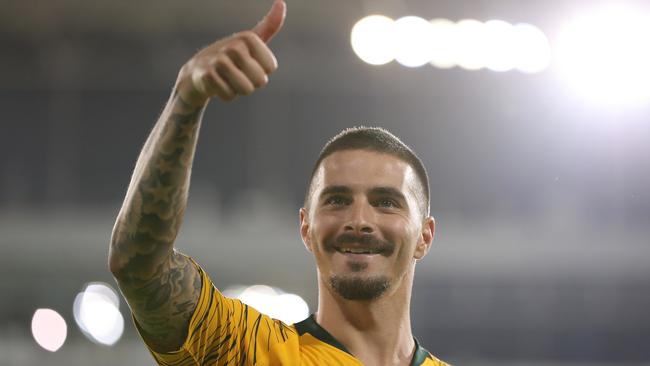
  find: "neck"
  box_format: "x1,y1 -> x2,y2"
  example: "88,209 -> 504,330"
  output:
315,265 -> 416,366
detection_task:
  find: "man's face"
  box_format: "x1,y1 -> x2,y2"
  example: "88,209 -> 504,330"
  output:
300,149 -> 434,301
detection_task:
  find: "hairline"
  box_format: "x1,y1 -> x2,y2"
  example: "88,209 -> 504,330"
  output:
304,147 -> 430,218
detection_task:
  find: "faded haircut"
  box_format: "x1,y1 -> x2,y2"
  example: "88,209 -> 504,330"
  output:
304,126 -> 430,217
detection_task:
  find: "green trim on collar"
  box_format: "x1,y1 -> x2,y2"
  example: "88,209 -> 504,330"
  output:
294,314 -> 432,366
411,337 -> 432,366
294,314 -> 352,355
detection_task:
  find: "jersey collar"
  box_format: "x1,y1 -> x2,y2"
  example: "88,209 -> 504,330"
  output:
294,314 -> 431,366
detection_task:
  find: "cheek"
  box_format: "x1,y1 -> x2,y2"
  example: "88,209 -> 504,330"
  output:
384,218 -> 420,253
382,215 -> 412,239
309,213 -> 340,250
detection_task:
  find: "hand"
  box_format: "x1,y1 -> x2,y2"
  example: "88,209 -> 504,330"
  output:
176,0 -> 286,106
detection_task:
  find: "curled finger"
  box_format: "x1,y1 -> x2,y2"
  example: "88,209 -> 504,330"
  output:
215,56 -> 256,96
207,68 -> 236,101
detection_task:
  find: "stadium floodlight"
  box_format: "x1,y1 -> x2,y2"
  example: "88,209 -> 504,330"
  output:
351,15 -> 396,65
556,6 -> 650,105
351,14 -> 550,74
514,23 -> 551,73
429,18 -> 458,69
394,16 -> 434,67
455,19 -> 488,70
484,20 -> 518,72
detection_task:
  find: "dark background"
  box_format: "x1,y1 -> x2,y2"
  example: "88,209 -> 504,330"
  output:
1,0 -> 649,365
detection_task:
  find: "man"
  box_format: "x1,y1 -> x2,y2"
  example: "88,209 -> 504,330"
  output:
108,1 -> 449,365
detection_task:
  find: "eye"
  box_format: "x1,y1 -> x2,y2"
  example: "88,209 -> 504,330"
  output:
374,198 -> 399,208
324,195 -> 350,206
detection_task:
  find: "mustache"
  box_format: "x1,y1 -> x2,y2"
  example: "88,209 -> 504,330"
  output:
324,233 -> 395,256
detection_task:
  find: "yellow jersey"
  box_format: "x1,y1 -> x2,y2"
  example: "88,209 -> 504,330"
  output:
134,258 -> 450,366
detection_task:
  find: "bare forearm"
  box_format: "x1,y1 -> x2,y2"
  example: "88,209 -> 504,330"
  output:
106,1 -> 285,351
109,88 -> 205,280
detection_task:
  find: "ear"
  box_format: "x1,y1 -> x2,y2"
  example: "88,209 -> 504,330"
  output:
299,207 -> 313,252
414,216 -> 435,260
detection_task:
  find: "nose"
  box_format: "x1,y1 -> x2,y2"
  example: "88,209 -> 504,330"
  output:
344,199 -> 375,234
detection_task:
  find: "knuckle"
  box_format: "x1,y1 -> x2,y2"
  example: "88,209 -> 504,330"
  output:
237,30 -> 258,42
191,71 -> 206,93
200,71 -> 212,84
224,44 -> 247,62
214,56 -> 230,72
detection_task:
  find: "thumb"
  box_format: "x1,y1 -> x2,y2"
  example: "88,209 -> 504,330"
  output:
252,0 -> 286,43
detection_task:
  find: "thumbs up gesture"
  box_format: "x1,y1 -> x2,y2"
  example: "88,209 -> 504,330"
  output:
176,0 -> 286,106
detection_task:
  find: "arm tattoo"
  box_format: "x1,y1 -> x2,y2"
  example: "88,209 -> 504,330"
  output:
121,252 -> 203,351
111,94 -> 203,277
109,93 -> 207,351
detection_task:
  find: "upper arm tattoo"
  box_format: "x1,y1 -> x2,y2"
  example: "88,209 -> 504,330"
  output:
117,252 -> 202,353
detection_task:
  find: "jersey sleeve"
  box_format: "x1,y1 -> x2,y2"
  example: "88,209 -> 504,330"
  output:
133,255 -> 298,366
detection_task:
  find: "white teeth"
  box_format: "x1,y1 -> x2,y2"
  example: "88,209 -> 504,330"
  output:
339,248 -> 375,254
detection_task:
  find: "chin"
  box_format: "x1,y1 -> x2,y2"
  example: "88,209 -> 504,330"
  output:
329,273 -> 391,301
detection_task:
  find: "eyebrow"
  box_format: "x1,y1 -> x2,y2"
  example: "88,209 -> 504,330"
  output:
318,185 -> 406,202
319,185 -> 352,200
368,186 -> 407,202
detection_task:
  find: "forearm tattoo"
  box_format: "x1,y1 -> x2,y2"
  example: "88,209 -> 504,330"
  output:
110,95 -> 206,351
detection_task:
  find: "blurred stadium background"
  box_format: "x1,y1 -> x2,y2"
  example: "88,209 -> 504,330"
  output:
1,0 -> 650,365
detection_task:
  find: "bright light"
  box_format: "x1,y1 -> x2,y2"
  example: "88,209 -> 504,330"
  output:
31,308 -> 67,352
429,18 -> 457,69
556,7 -> 650,105
394,16 -> 434,67
351,14 -> 550,73
455,19 -> 488,70
84,283 -> 120,307
273,294 -> 310,324
351,15 -> 396,65
484,20 -> 517,72
73,282 -> 124,346
513,23 -> 551,73
238,284 -> 277,305
224,284 -> 309,325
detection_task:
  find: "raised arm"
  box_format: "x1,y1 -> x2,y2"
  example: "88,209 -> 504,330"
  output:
108,0 -> 286,352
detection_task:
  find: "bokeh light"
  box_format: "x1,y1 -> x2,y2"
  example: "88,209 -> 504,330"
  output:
556,6 -> 650,105
455,19 -> 487,70
350,15 -> 396,65
31,308 -> 67,352
73,282 -> 124,346
223,284 -> 309,324
429,18 -> 458,69
513,23 -> 551,73
483,20 -> 518,72
394,16 -> 434,67
352,15 -> 550,73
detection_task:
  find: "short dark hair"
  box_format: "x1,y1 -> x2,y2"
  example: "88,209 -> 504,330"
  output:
304,126 -> 430,217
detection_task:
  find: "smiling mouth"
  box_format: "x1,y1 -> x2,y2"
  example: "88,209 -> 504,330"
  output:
336,247 -> 381,255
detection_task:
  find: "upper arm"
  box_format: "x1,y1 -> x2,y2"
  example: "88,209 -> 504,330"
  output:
114,250 -> 201,353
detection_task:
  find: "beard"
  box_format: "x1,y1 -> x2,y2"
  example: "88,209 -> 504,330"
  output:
329,274 -> 390,301
322,232 -> 395,301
